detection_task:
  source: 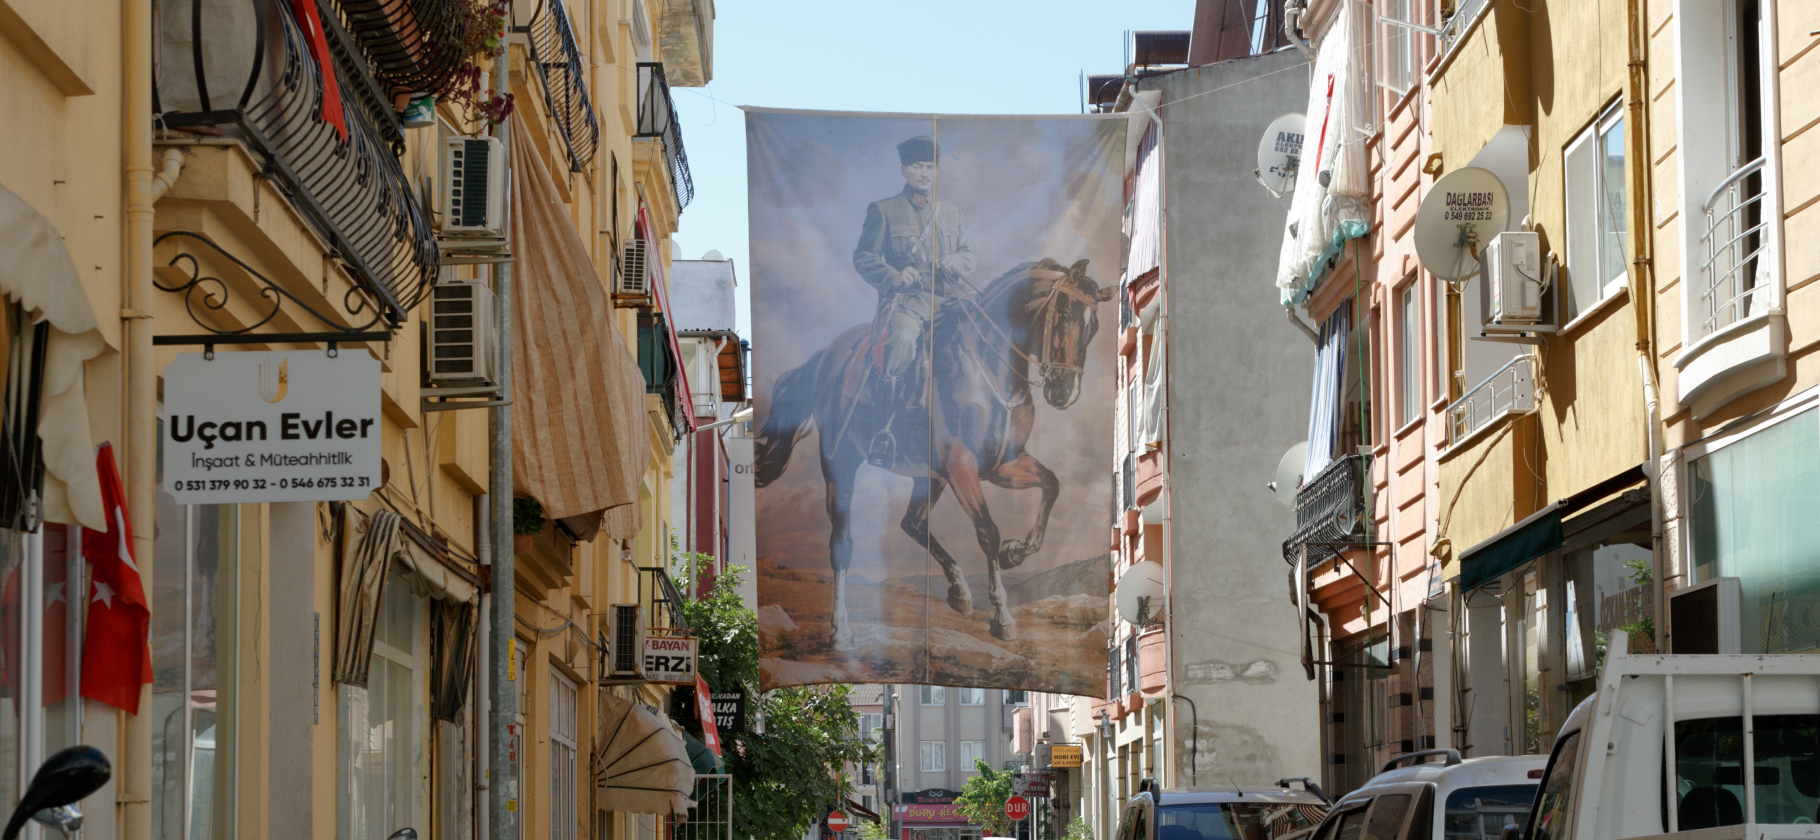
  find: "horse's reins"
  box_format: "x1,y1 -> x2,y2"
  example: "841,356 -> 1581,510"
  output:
950,270 -> 1097,387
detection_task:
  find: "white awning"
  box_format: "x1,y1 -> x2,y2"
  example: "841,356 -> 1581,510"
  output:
595,692 -> 696,815
0,183 -> 111,530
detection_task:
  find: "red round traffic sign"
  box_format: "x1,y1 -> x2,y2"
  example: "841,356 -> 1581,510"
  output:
1005,796 -> 1031,822
828,812 -> 849,832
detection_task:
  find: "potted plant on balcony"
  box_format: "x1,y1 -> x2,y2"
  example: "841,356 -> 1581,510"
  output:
512,496 -> 545,555
427,0 -> 515,125
346,0 -> 514,126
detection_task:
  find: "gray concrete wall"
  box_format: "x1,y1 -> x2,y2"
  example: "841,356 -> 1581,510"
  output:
1147,49 -> 1321,786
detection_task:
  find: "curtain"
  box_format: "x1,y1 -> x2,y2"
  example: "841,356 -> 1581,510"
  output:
1138,315 -> 1167,448
429,597 -> 476,722
1127,124 -> 1163,281
1303,305 -> 1352,479
333,509 -> 401,688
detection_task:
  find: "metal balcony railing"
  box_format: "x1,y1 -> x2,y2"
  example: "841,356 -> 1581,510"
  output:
635,63 -> 696,210
1700,157 -> 1769,337
155,0 -> 437,322
1121,451 -> 1136,511
691,392 -> 718,419
1445,355 -> 1536,446
524,0 -> 599,172
1281,454 -> 1370,564
327,0 -> 469,95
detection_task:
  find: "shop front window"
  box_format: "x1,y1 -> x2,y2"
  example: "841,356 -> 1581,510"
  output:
341,570 -> 422,840
151,423 -> 240,840
1335,635 -> 1391,792
1689,408 -> 1820,654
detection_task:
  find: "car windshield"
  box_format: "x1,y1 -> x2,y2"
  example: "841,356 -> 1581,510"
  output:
1159,803 -> 1329,840
1444,784 -> 1538,840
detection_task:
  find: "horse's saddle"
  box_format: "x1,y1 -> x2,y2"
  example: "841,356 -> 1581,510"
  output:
842,329 -> 927,410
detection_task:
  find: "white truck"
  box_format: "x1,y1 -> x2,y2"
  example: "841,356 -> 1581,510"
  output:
1514,630 -> 1820,840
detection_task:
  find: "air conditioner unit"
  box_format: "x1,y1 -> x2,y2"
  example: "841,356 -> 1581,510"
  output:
1483,231 -> 1544,325
603,603 -> 648,680
617,238 -> 650,300
425,280 -> 497,386
1668,576 -> 1741,654
439,137 -> 507,242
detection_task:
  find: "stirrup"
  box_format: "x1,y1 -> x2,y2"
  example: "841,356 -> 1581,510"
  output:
868,429 -> 897,468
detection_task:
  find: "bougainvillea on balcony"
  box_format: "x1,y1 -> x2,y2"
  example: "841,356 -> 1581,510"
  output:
335,0 -> 514,124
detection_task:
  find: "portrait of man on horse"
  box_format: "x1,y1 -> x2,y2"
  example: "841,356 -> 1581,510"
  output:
851,135 -> 977,467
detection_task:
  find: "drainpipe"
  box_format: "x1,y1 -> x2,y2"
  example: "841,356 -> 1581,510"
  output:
1286,306 -> 1320,345
123,0 -> 158,829
488,36 -> 518,840
1284,0 -> 1317,63
1625,0 -> 1666,652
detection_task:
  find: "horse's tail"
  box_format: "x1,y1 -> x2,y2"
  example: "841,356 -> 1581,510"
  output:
753,353 -> 822,488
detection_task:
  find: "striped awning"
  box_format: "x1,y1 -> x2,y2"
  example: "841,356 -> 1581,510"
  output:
508,115 -> 649,538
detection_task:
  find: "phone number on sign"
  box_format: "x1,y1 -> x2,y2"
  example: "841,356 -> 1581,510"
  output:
171,476 -> 372,492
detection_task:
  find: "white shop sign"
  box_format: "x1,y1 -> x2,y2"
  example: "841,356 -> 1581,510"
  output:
643,634 -> 698,685
163,351 -> 384,505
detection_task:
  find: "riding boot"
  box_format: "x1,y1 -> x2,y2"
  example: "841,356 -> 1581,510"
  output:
869,376 -> 900,468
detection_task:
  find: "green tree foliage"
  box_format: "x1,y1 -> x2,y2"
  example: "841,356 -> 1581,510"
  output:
1063,816 -> 1094,840
678,564 -> 875,840
953,760 -> 1017,838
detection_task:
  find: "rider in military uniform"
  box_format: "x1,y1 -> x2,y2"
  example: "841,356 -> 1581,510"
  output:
852,135 -> 976,466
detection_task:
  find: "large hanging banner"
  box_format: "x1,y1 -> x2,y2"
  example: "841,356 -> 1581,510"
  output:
747,108 -> 1123,694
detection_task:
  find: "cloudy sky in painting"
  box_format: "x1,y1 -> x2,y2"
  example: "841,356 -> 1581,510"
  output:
747,109 -> 1123,593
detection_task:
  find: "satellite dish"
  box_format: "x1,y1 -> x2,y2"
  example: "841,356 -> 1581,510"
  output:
1115,561 -> 1167,625
1413,167 -> 1510,280
1270,441 -> 1309,510
1256,113 -> 1306,195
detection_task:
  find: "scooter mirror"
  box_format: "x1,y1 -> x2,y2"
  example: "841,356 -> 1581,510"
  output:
3,746 -> 111,840
388,829 -> 419,840
30,805 -> 83,839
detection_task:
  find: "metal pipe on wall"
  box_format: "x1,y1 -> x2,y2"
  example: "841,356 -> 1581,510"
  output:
487,35 -> 518,840
476,492 -> 491,840
1624,0 -> 1666,652
123,0 -> 159,826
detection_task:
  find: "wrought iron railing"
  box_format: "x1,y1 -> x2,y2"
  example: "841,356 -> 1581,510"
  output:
1121,451 -> 1136,511
524,0 -> 599,172
635,63 -> 695,210
327,0 -> 468,96
1700,157 -> 1769,337
1281,454 -> 1370,564
1445,355 -> 1536,446
154,0 -> 437,322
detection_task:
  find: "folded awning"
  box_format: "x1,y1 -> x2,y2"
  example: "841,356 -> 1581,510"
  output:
0,183 -> 110,530
1458,465 -> 1648,590
595,692 -> 695,815
508,115 -> 650,539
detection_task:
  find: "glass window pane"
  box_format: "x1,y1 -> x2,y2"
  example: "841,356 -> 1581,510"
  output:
152,478 -> 188,840
0,531 -> 19,808
1563,131 -> 1599,320
1364,794 -> 1412,840
1401,284 -> 1420,425
1444,785 -> 1539,840
1675,714 -> 1820,825
1530,731 -> 1585,840
1599,117 -> 1628,289
1689,409 -> 1820,653
960,687 -> 984,706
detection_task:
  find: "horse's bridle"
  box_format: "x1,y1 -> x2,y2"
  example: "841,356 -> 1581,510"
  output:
1030,276 -> 1100,380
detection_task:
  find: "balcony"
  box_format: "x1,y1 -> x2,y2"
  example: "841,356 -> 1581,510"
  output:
1698,157 -> 1769,338
635,63 -> 695,210
154,0 -> 437,322
524,0 -> 599,172
1281,454 -> 1370,564
1446,355 -> 1536,446
1137,629 -> 1166,694
327,0 -> 470,95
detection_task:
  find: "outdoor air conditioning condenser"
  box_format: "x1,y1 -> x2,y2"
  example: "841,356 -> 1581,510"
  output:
1483,231 -> 1544,326
425,279 -> 497,387
603,603 -> 648,680
439,136 -> 507,242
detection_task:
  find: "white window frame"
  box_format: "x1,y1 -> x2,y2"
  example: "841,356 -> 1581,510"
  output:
1378,0 -> 1417,95
341,571 -> 426,840
959,740 -> 987,773
1675,385 -> 1820,571
958,687 -> 985,706
549,669 -> 579,840
1671,0 -> 1787,415
920,740 -> 946,773
1562,103 -> 1629,324
919,685 -> 945,706
1398,280 -> 1421,427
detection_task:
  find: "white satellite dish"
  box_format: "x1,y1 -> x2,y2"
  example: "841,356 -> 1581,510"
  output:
1269,441 -> 1310,509
1256,113 -> 1306,195
1115,561 -> 1167,625
1413,166 -> 1511,280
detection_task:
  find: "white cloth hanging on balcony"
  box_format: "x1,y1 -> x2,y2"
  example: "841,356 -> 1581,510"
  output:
1275,0 -> 1375,305
0,183 -> 109,530
1138,314 -> 1167,448
1127,124 -> 1163,282
1303,306 -> 1351,480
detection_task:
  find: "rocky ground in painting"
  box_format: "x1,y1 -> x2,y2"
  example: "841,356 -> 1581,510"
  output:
757,555 -> 1108,694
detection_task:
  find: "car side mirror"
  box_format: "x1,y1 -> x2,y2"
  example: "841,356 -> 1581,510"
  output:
1500,824 -> 1521,840
388,829 -> 419,840
2,746 -> 112,840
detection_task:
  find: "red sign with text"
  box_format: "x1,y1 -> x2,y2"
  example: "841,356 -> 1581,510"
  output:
1005,796 -> 1031,821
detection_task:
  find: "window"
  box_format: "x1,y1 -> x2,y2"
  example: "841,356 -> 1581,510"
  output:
1435,276 -> 1452,402
1688,408 -> 1820,654
1675,714 -> 1820,826
550,670 -> 579,840
149,443 -> 240,840
860,713 -> 883,742
920,740 -> 947,772
959,687 -> 985,706
1006,689 -> 1028,705
960,740 -> 987,772
342,569 -> 422,840
1363,795 -> 1413,840
919,685 -> 946,706
1400,282 -> 1421,425
1381,0 -> 1414,93
1563,106 -> 1627,321
1445,785 -> 1540,840
1527,730 -> 1586,840
1156,802 -> 1327,840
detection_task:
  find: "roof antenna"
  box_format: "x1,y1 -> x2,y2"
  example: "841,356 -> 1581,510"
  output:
1231,777 -> 1243,797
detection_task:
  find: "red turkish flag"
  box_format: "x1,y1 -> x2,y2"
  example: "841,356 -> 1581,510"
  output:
695,675 -> 721,756
80,444 -> 151,714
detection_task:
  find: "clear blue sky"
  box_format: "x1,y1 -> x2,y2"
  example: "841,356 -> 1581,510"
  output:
667,0 -> 1195,338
